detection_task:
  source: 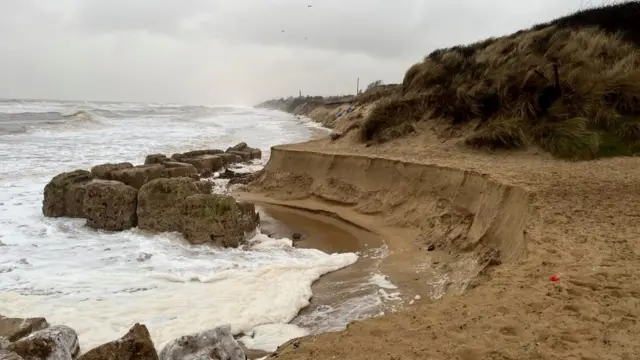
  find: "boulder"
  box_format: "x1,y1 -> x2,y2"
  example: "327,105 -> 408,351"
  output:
0,316 -> 49,342
78,323 -> 157,360
217,169 -> 237,180
137,178 -> 212,233
162,163 -> 198,179
0,351 -> 24,360
217,153 -> 243,165
90,163 -> 134,180
158,326 -> 244,360
247,148 -> 261,160
178,150 -> 224,158
144,154 -> 170,165
181,194 -> 259,247
228,170 -> 264,187
162,162 -> 196,170
225,143 -> 261,161
175,156 -> 224,174
83,180 -> 138,231
111,165 -> 169,189
200,170 -> 213,178
227,142 -> 247,152
225,151 -> 251,162
42,170 -> 93,218
7,325 -> 79,360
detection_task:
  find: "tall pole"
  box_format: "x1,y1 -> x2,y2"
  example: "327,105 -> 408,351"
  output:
356,77 -> 360,95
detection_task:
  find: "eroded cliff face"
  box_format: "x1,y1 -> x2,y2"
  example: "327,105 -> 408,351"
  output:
246,146 -> 534,297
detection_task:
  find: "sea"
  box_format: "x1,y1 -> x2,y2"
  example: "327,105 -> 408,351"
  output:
0,99 -> 399,353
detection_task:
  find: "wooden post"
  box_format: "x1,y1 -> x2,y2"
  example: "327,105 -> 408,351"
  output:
356,77 -> 360,95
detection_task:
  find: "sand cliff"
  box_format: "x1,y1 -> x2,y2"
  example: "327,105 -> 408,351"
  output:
238,132 -> 640,359
240,145 -> 533,295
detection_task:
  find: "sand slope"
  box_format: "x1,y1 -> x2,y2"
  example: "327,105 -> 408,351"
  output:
241,127 -> 640,359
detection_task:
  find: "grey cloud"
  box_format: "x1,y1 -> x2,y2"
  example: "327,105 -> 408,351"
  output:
67,1 -> 587,59
0,0 -> 588,104
71,0 -> 217,34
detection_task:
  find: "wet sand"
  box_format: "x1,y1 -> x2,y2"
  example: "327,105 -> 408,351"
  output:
255,203 -> 396,333
258,203 -> 379,253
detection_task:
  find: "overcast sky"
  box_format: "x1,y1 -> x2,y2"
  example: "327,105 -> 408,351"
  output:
0,0 -> 589,105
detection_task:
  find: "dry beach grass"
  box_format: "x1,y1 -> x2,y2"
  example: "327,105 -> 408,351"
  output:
361,2 -> 640,159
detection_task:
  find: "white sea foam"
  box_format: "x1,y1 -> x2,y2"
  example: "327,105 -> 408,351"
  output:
1,229 -> 357,351
370,273 -> 398,290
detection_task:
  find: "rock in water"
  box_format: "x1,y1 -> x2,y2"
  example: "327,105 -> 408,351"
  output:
217,153 -> 243,165
162,162 -> 199,179
177,150 -> 224,158
144,154 -> 171,165
111,165 -> 169,189
225,143 -> 261,161
170,150 -> 228,174
225,151 -> 251,162
228,142 -> 248,152
90,163 -> 134,180
79,323 -> 158,360
228,170 -> 264,186
247,148 -> 261,160
0,350 -> 24,360
0,316 -> 49,342
42,170 -> 93,218
137,178 -> 212,233
83,180 -> 138,231
8,325 -> 79,360
181,194 -> 259,247
159,326 -> 244,360
174,156 -> 224,174
217,169 -> 237,180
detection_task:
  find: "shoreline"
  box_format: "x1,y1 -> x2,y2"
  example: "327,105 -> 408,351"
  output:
256,203 -> 398,331
236,193 -> 428,300
1,184 -> 388,359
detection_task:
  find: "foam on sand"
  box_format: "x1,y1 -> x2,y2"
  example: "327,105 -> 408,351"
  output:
1,230 -> 358,352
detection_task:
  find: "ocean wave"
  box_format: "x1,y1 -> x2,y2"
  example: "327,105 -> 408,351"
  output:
0,111 -> 67,121
0,124 -> 28,135
37,110 -> 107,130
0,99 -> 354,354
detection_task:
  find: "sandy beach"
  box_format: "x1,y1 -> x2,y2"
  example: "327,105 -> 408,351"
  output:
239,106 -> 640,359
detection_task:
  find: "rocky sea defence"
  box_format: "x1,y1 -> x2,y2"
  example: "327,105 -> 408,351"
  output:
41,142 -> 262,247
4,143 -> 270,359
0,316 -> 248,360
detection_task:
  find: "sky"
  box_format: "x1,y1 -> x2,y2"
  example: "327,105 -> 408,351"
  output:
0,0 -> 591,105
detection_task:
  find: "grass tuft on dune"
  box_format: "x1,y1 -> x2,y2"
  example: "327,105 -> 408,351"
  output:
360,2 -> 640,159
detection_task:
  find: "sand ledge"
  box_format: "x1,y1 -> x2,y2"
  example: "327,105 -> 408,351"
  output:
235,138 -> 640,359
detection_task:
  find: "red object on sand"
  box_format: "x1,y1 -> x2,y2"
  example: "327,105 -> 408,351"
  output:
550,275 -> 560,282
